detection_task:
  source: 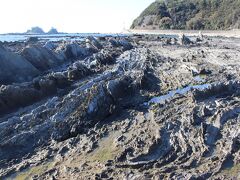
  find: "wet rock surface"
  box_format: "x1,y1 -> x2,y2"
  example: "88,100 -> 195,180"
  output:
0,35 -> 240,179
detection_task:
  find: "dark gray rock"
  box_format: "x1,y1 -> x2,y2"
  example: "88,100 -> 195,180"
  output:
38,78 -> 57,94
109,38 -> 119,47
109,37 -> 133,50
86,49 -> 116,67
21,45 -> 64,71
0,84 -> 42,115
118,39 -> 133,50
0,45 -> 40,84
63,43 -> 90,59
44,41 -> 57,51
194,81 -> 240,100
179,34 -> 192,45
51,72 -> 70,88
67,62 -> 91,80
107,77 -> 130,100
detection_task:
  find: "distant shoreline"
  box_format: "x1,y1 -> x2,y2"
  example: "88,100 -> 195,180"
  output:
129,29 -> 240,38
0,32 -> 66,35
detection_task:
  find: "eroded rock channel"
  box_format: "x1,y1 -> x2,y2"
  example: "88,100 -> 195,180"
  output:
0,35 -> 239,179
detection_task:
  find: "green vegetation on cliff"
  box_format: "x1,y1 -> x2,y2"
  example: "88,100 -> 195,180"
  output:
131,0 -> 240,30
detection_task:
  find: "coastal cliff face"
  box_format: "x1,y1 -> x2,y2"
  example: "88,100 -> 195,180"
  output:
131,0 -> 240,30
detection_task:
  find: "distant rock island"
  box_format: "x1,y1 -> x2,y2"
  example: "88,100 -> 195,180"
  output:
26,26 -> 59,34
131,0 -> 240,30
47,27 -> 58,34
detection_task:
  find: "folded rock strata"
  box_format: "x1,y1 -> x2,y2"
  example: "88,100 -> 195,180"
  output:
0,35 -> 239,180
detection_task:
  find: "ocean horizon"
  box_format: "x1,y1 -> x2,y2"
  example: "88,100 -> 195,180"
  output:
0,33 -> 127,42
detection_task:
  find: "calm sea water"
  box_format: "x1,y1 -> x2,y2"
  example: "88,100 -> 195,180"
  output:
0,33 -> 126,42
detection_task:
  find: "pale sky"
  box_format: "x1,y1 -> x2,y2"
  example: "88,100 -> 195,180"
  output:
0,0 -> 154,33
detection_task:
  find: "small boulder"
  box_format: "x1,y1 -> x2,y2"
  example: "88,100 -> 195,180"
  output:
197,31 -> 204,42
200,68 -> 212,75
171,38 -> 178,45
178,34 -> 192,45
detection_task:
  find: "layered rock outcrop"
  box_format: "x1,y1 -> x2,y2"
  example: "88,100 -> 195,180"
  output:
0,34 -> 240,180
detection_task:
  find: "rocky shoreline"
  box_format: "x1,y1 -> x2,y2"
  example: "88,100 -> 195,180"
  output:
0,34 -> 239,179
129,29 -> 240,38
